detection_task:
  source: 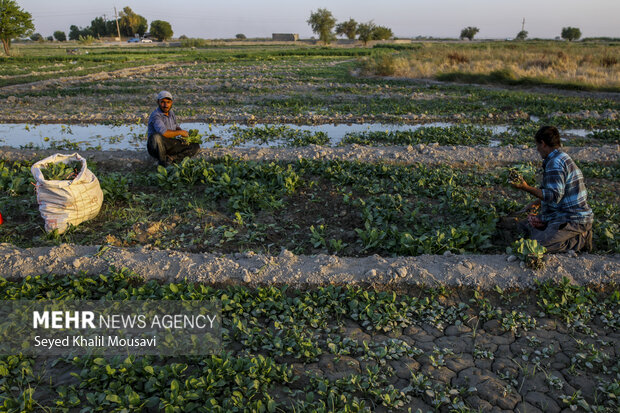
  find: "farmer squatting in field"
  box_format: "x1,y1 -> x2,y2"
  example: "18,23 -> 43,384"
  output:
511,126 -> 593,253
147,91 -> 200,167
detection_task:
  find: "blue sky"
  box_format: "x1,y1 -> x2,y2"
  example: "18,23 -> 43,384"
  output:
20,0 -> 620,39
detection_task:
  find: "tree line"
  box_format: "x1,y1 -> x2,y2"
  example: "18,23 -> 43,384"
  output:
307,9 -> 394,45
0,0 -> 588,56
66,7 -> 173,42
307,9 -> 583,44
459,26 -> 582,42
0,1 -> 174,54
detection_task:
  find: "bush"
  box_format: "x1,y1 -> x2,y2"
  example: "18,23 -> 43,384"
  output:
235,33 -> 246,40
600,56 -> 618,67
489,68 -> 516,82
180,37 -> 208,48
78,35 -> 95,45
447,52 -> 469,64
363,51 -> 406,76
372,43 -> 420,51
53,30 -> 66,41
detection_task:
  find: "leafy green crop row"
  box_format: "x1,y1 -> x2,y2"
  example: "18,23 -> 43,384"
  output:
228,125 -> 329,147
1,270 -> 618,411
338,123 -> 616,148
1,157 -> 618,255
341,125 -> 494,146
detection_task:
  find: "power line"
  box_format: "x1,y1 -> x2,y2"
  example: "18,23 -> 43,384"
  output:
31,10 -> 108,17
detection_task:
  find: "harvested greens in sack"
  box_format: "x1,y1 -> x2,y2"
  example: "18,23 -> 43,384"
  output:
31,153 -> 103,234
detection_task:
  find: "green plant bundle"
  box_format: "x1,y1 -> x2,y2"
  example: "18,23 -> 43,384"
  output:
182,129 -> 203,145
503,163 -> 537,187
507,238 -> 547,269
39,161 -> 82,181
507,168 -> 524,185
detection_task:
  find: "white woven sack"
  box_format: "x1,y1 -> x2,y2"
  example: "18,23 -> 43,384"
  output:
31,153 -> 104,234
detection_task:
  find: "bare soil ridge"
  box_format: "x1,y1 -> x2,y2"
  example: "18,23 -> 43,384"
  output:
1,144 -> 618,171
1,244 -> 617,290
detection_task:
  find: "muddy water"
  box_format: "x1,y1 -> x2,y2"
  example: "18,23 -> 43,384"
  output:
0,122 -> 592,151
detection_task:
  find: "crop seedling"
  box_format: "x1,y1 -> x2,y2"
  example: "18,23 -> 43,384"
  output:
507,238 -> 547,269
182,129 -> 203,145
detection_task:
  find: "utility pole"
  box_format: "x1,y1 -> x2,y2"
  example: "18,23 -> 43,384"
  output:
114,7 -> 122,43
521,18 -> 526,32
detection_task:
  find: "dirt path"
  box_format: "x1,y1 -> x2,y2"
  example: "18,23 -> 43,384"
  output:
1,244 -> 617,290
1,144 -> 619,171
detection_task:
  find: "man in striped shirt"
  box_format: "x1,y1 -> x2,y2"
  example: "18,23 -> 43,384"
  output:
511,126 -> 593,253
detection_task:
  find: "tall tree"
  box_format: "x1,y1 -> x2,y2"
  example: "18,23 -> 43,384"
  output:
150,20 -> 172,41
119,6 -> 147,37
460,26 -> 480,41
69,25 -> 81,41
515,30 -> 528,41
335,18 -> 357,40
68,24 -> 91,41
90,16 -> 110,38
372,26 -> 393,40
561,27 -> 581,42
0,0 -> 35,55
357,21 -> 376,46
307,8 -> 336,44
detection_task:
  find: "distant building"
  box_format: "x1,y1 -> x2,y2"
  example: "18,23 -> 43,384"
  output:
272,33 -> 298,41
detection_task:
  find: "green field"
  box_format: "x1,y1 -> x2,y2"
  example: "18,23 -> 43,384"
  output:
1,41 -> 619,412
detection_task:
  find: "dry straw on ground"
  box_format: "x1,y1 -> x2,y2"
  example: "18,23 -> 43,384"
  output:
362,42 -> 620,89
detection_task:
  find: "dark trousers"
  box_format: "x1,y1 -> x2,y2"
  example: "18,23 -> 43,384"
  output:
147,133 -> 200,166
518,219 -> 593,253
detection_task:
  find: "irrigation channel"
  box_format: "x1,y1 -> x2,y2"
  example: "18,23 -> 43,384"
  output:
0,122 -> 595,150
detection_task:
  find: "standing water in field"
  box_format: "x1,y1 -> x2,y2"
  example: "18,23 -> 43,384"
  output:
0,122 -> 600,151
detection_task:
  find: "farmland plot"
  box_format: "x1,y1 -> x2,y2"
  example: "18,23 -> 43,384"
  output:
0,43 -> 619,411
